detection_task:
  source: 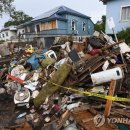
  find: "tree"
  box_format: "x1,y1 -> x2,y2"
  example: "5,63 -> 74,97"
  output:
0,0 -> 15,16
117,27 -> 130,44
4,10 -> 33,27
95,15 -> 106,32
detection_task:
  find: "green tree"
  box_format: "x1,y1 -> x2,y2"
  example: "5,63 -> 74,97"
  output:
4,10 -> 33,27
95,15 -> 106,32
0,0 -> 15,16
117,27 -> 130,44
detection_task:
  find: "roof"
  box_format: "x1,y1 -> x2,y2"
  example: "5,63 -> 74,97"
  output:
57,6 -> 90,18
100,0 -> 112,4
1,26 -> 17,32
26,6 -> 90,24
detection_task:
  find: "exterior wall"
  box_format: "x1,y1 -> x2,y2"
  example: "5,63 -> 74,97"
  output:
23,14 -> 94,44
24,33 -> 35,41
57,20 -> 67,29
40,28 -> 67,35
66,14 -> 94,36
87,19 -> 95,35
24,15 -> 94,38
38,15 -> 94,36
106,0 -> 130,34
25,25 -> 35,33
17,28 -> 26,39
0,30 -> 17,41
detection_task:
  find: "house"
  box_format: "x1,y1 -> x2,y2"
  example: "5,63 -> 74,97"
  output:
0,26 -> 17,41
101,0 -> 130,34
22,6 -> 94,48
17,25 -> 26,39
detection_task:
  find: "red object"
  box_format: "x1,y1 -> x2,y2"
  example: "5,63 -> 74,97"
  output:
6,74 -> 25,84
88,49 -> 101,56
53,104 -> 60,112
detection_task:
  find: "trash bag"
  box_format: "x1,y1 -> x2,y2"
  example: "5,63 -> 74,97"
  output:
89,37 -> 102,49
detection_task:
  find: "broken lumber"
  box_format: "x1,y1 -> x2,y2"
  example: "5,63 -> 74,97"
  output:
104,80 -> 116,117
55,110 -> 70,130
34,63 -> 71,107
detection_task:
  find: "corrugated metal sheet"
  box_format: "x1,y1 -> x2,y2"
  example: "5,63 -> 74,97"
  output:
31,6 -> 90,23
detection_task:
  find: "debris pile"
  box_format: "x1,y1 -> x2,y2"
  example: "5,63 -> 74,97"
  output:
1,31 -> 130,130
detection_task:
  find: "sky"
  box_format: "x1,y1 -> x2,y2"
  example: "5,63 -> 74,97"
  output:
0,0 -> 106,29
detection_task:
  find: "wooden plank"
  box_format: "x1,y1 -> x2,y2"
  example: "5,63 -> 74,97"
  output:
104,80 -> 116,117
54,110 -> 70,130
111,108 -> 130,118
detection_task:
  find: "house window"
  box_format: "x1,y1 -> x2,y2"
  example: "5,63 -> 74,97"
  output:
6,32 -> 8,37
36,24 -> 40,33
26,26 -> 31,33
71,20 -> 76,30
41,20 -> 56,31
121,6 -> 130,21
2,34 -> 4,38
82,22 -> 86,31
30,25 -> 35,33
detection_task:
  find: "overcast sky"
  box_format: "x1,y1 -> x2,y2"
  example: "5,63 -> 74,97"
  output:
0,0 -> 106,29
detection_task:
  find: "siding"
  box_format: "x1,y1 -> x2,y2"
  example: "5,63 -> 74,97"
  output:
0,30 -> 17,41
24,14 -> 94,37
57,20 -> 67,29
66,14 -> 94,36
106,0 -> 130,34
40,29 -> 67,35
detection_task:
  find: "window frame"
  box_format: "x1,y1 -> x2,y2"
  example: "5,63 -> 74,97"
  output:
2,34 -> 5,38
36,24 -> 40,33
71,19 -> 76,31
82,22 -> 86,31
6,32 -> 8,37
120,5 -> 130,21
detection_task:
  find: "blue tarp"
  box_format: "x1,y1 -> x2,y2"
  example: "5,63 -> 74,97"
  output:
27,54 -> 45,70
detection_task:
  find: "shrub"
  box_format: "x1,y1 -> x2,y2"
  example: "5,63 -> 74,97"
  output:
117,27 -> 130,44
0,40 -> 5,44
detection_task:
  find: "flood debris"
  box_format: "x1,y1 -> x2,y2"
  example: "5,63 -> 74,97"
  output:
1,31 -> 130,130
34,63 -> 71,108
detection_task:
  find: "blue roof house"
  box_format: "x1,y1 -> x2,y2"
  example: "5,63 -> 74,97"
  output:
20,6 -> 94,48
101,0 -> 130,34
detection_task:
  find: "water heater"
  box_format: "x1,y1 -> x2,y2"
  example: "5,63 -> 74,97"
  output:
91,67 -> 124,85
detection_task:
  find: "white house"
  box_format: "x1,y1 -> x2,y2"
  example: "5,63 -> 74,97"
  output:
0,26 -> 17,41
17,26 -> 26,39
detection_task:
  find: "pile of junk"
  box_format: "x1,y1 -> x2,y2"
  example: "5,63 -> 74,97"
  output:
1,31 -> 130,130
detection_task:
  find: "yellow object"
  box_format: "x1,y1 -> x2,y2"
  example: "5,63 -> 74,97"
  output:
40,77 -> 130,103
25,45 -> 34,53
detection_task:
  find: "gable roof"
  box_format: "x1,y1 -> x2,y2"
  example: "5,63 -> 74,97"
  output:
31,6 -> 90,23
32,6 -> 61,22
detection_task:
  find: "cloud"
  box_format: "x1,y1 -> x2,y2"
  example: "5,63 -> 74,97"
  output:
0,0 -> 106,29
90,8 -> 106,23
